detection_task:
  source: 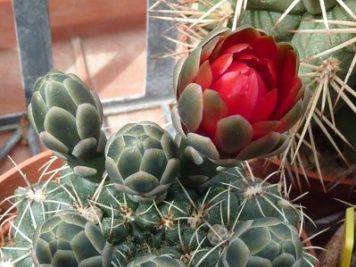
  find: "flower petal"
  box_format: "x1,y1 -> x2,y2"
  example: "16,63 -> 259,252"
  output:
186,133 -> 220,160
273,78 -> 301,119
280,50 -> 298,95
251,36 -> 277,63
252,121 -> 279,139
215,69 -> 264,120
236,132 -> 281,160
220,26 -> 261,52
210,53 -> 233,80
200,36 -> 220,63
263,134 -> 288,157
177,46 -> 202,95
251,88 -> 278,122
276,99 -> 303,132
173,58 -> 185,95
200,89 -> 228,138
276,43 -> 295,71
263,59 -> 278,89
276,43 -> 299,103
238,54 -> 277,89
199,27 -> 231,48
225,43 -> 252,54
215,115 -> 252,155
195,60 -> 213,89
226,62 -> 250,74
178,83 -> 203,132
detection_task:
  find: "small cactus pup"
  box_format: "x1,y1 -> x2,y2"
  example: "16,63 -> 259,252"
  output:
27,71 -> 106,182
105,121 -> 180,203
172,26 -> 305,185
31,211 -> 112,267
218,217 -> 306,267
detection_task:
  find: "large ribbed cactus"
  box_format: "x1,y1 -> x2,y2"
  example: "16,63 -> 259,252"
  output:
105,122 -> 180,203
31,212 -> 112,267
28,71 -> 106,182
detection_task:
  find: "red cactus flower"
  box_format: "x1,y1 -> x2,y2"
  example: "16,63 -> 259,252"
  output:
173,26 -> 304,164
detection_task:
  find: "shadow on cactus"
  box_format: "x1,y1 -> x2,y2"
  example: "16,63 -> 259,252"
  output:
0,25 -> 318,266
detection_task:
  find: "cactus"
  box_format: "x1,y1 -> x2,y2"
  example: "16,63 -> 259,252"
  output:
105,122 -> 180,203
28,71 -> 106,182
218,217 -> 305,267
0,66 -> 317,266
32,212 -> 112,267
152,0 -> 356,187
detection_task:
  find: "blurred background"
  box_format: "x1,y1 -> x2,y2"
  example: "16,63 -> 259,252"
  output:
0,0 -> 172,173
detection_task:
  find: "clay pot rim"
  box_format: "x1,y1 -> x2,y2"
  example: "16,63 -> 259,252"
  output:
0,150 -> 54,184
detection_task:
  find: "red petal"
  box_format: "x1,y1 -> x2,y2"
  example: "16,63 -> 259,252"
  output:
276,44 -> 297,93
252,121 -> 278,139
251,88 -> 278,123
238,53 -> 261,63
210,53 -> 233,80
226,62 -> 250,74
238,54 -> 277,90
279,50 -> 298,97
200,36 -> 220,63
273,78 -> 302,119
263,59 -> 278,89
195,60 -> 213,90
251,36 -> 277,63
276,43 -> 294,71
213,70 -> 260,120
225,43 -> 252,54
220,27 -> 261,53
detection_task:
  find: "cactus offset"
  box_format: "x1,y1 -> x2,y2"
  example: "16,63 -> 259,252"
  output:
28,71 -> 106,182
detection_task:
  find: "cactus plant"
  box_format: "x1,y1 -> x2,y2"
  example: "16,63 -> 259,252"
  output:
151,0 -> 356,188
28,71 -> 107,182
105,121 -> 180,203
0,24 -> 317,266
32,211 -> 112,267
218,217 -> 305,267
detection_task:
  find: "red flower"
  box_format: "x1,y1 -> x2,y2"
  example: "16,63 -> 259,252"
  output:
173,27 -> 304,163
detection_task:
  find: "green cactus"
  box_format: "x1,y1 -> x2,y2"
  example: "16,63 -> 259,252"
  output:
232,176 -> 300,226
105,122 -> 180,203
218,217 -> 305,267
2,68 -> 317,267
31,212 -> 112,267
28,71 -> 107,182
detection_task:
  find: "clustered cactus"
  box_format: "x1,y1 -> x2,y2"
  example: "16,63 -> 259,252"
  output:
1,26 -> 317,266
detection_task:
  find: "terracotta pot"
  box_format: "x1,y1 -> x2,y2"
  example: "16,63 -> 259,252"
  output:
0,150 -> 63,211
